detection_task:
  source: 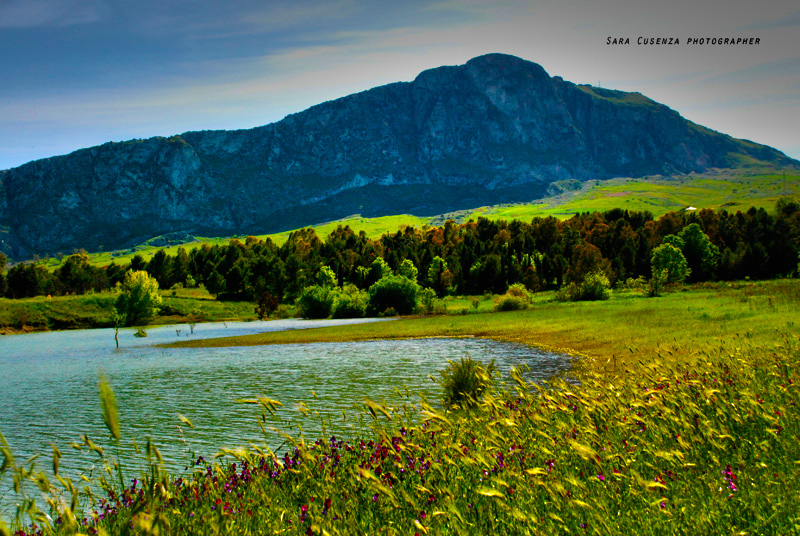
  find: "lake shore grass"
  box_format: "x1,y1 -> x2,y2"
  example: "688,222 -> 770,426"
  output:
0,287 -> 258,334
164,279 -> 800,375
4,279 -> 799,535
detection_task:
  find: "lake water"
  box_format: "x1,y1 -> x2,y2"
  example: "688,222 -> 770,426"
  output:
0,319 -> 571,514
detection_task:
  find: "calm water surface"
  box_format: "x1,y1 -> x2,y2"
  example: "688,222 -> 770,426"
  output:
0,319 -> 570,512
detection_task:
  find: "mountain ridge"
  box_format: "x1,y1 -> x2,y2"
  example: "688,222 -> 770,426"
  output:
1,53 -> 797,259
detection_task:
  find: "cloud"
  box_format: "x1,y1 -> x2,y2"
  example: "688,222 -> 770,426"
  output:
696,57 -> 800,86
0,0 -> 105,28
738,9 -> 800,30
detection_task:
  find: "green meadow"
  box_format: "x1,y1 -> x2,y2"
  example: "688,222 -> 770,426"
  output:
3,279 -> 797,535
472,170 -> 799,221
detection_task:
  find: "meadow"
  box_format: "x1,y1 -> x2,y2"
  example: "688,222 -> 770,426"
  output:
2,279 -> 798,535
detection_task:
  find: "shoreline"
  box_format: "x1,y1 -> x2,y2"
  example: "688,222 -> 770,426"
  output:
161,279 -> 800,375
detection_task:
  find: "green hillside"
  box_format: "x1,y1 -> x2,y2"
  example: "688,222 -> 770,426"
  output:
30,169 -> 800,271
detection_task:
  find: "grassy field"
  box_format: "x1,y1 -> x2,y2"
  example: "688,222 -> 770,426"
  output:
4,279 -> 798,535
30,168 -> 799,271
0,287 -> 258,333
471,170 -> 800,221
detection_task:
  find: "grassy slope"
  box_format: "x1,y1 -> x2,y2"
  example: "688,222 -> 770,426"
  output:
164,279 -> 800,374
30,169 -> 799,271
471,170 -> 800,221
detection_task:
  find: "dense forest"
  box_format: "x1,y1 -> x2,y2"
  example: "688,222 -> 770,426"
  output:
1,200 -> 799,306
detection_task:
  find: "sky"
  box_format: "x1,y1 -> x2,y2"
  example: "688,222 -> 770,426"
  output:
0,0 -> 798,170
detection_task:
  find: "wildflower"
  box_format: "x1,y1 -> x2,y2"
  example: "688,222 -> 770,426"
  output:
598,473 -> 605,481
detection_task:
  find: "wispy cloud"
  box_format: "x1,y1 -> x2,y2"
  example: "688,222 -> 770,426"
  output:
738,9 -> 800,30
0,0 -> 105,28
696,57 -> 800,86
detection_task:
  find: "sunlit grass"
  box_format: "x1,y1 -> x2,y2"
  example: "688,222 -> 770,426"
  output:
474,171 -> 800,221
2,279 -> 799,535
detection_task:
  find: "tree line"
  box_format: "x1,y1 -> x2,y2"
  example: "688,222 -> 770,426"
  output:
1,200 -> 798,304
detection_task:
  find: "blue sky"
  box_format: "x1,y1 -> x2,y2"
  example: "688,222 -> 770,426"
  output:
1,0 -> 798,170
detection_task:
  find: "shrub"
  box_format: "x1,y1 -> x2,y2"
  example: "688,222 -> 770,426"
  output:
296,285 -> 335,319
274,304 -> 294,319
368,275 -> 419,316
494,294 -> 528,311
439,357 -> 496,409
331,284 -> 368,319
419,287 -> 437,314
557,271 -> 611,302
493,283 -> 531,311
255,291 -> 280,320
581,271 -> 611,300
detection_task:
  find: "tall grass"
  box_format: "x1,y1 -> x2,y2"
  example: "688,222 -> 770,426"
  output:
2,333 -> 798,535
2,280 -> 799,534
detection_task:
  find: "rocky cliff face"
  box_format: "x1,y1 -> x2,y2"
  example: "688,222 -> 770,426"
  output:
1,53 -> 796,258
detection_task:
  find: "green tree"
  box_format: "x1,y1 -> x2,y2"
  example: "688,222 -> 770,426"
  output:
363,257 -> 391,288
368,275 -> 419,315
0,252 -> 6,297
296,285 -> 336,319
115,270 -> 162,326
6,263 -> 51,298
205,268 -> 226,298
398,259 -> 418,282
316,264 -> 337,288
55,252 -> 93,294
651,243 -> 690,284
427,256 -> 452,297
678,224 -> 719,281
146,249 -> 172,289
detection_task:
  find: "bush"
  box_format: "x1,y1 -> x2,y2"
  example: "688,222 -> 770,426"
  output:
557,271 -> 611,302
439,357 -> 496,409
255,291 -> 280,320
581,271 -> 611,300
419,287 -> 437,313
274,304 -> 294,319
494,294 -> 528,311
296,285 -> 335,319
493,283 -> 531,311
368,275 -> 419,316
331,284 -> 368,319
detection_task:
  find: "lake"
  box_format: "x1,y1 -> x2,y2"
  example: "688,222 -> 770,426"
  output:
0,319 -> 571,514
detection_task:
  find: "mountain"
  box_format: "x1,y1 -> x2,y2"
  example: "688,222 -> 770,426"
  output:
0,53 -> 796,259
